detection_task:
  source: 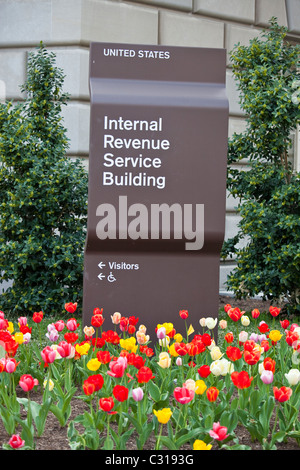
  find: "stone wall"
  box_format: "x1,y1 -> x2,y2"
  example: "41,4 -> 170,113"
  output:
0,0 -> 299,293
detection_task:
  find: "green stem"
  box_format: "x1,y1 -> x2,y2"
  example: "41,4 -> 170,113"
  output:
155,423 -> 163,450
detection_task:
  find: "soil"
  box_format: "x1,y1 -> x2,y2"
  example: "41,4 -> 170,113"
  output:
0,296 -> 299,452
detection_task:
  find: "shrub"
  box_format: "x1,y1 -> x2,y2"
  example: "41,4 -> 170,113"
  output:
0,43 -> 88,315
222,18 -> 300,315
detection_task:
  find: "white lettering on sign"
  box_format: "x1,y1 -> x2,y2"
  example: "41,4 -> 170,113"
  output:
101,115 -> 169,190
103,49 -> 170,60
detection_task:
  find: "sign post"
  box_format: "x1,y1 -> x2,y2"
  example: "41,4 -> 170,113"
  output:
83,43 -> 229,342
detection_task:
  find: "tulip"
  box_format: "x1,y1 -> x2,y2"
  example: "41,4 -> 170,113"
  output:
83,326 -> 95,337
243,349 -> 261,365
18,317 -> 27,327
43,378 -> 54,391
284,369 -> 300,386
32,311 -> 44,323
226,346 -> 243,362
224,332 -> 234,344
156,326 -> 166,340
209,422 -> 229,441
86,374 -> 104,391
83,380 -> 96,396
231,370 -> 253,389
199,318 -> 206,327
153,408 -> 172,424
241,315 -> 250,327
8,434 -> 25,449
57,341 -> 75,359
273,386 -> 292,402
193,440 -> 212,450
260,370 -> 274,385
41,346 -> 57,364
5,358 -> 18,373
198,364 -> 211,378
19,374 -> 39,392
91,314 -> 104,328
269,330 -> 283,343
258,321 -> 269,333
65,302 -> 77,313
111,312 -> 121,324
87,358 -> 101,371
99,397 -> 115,413
228,307 -> 243,322
210,358 -> 233,377
179,309 -> 189,320
132,387 -> 144,402
174,385 -> 194,404
113,385 -> 129,402
251,309 -> 260,319
46,325 -> 59,342
206,386 -> 219,402
14,332 -> 24,345
205,317 -> 218,329
176,357 -> 182,366
224,304 -> 232,313
136,366 -> 155,383
195,380 -> 207,395
157,352 -> 171,369
107,356 -> 128,378
269,306 -> 281,317
54,320 -> 65,332
219,320 -> 227,329
210,346 -> 222,361
239,331 -> 248,343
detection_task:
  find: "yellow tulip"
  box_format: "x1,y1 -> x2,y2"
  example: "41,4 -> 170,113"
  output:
193,440 -> 212,450
173,333 -> 183,343
119,337 -> 138,353
195,380 -> 207,395
168,343 -> 179,357
87,358 -> 101,371
153,408 -> 172,424
7,322 -> 14,334
269,330 -> 283,342
14,332 -> 24,345
76,343 -> 90,356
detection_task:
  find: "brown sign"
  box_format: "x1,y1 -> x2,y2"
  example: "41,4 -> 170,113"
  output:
83,43 -> 229,342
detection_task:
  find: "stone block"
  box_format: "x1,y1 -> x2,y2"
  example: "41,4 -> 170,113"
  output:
81,0 -> 158,45
226,70 -> 244,116
61,102 -> 90,155
128,0 -> 192,11
286,0 -> 300,34
160,10 -> 224,48
255,0 -> 287,27
0,49 -> 27,100
194,0 -> 255,24
52,47 -> 89,99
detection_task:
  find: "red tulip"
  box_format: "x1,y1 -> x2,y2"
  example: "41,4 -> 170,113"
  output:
269,306 -> 281,317
243,349 -> 261,365
231,371 -> 253,389
113,385 -> 129,402
85,374 -> 104,391
8,434 -> 25,449
32,311 -> 43,323
226,346 -> 243,362
251,308 -> 260,319
83,380 -> 96,396
228,307 -> 243,322
198,365 -> 211,378
65,302 -> 77,314
99,397 -> 115,413
224,332 -> 234,344
273,386 -> 292,403
179,310 -> 189,320
136,366 -> 155,383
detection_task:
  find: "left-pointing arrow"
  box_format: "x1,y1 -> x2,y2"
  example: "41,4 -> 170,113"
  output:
98,262 -> 106,269
98,273 -> 105,280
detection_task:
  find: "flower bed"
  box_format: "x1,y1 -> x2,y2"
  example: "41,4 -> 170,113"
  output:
0,302 -> 299,450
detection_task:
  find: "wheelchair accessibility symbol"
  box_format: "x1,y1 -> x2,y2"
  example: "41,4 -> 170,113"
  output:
107,272 -> 117,283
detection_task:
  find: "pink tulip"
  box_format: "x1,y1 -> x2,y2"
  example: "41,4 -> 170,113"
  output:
57,341 -> 74,359
107,356 -> 127,378
19,374 -> 38,392
66,318 -> 79,331
260,370 -> 274,385
174,385 -> 194,404
8,434 -> 25,449
18,316 -> 27,327
4,358 -> 18,373
132,387 -> 144,402
54,320 -> 65,332
41,346 -> 57,364
209,422 -> 229,441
